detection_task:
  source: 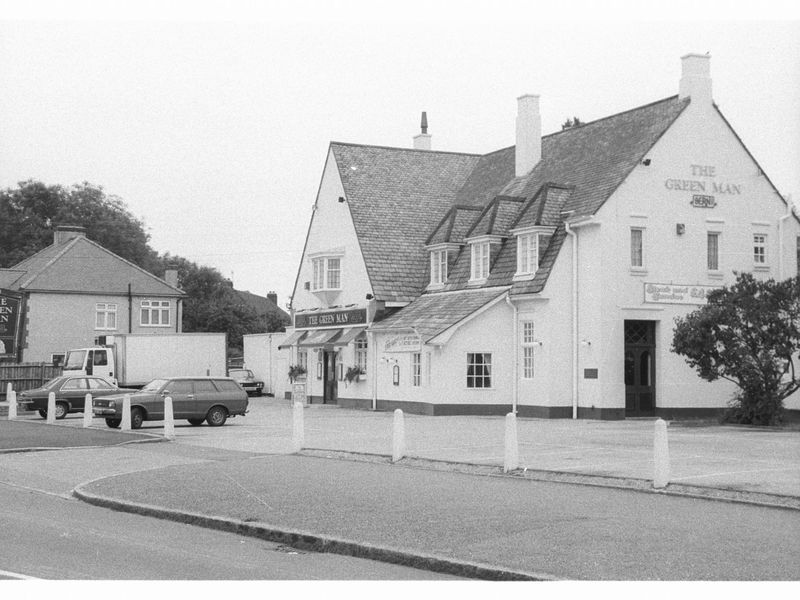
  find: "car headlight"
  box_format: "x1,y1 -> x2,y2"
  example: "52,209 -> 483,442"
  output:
108,401 -> 116,409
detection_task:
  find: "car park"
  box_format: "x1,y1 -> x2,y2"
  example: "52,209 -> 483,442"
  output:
17,376 -> 139,420
227,368 -> 264,396
92,376 -> 248,429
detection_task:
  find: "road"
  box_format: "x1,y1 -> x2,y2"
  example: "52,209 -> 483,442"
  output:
0,482 -> 457,580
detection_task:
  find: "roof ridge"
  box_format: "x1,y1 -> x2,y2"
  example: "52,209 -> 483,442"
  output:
542,95 -> 682,140
330,140 -> 481,158
18,237 -> 81,289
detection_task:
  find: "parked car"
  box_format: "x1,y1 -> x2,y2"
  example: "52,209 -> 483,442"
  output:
17,376 -> 138,420
92,376 -> 248,429
228,368 -> 264,396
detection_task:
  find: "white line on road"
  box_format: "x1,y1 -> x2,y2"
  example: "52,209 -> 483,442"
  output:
0,568 -> 41,580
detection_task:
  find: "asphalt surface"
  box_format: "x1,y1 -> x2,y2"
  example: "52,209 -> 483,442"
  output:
2,403 -> 800,580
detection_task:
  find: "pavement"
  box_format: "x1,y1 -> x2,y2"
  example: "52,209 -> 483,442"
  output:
2,399 -> 799,580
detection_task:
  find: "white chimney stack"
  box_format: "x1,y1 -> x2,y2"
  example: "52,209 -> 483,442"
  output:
413,111 -> 432,150
679,53 -> 712,105
515,94 -> 541,177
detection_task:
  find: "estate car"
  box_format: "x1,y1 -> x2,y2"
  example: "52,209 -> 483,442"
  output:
93,376 -> 248,429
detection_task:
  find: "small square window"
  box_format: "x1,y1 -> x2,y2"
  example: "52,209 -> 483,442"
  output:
466,352 -> 492,388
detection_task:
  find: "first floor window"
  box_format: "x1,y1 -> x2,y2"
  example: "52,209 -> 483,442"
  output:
707,232 -> 720,271
753,234 -> 767,265
95,303 -> 117,330
412,353 -> 421,386
430,249 -> 448,285
521,321 -> 535,379
470,242 -> 490,280
312,256 -> 342,290
467,352 -> 492,388
355,337 -> 368,374
630,228 -> 644,268
141,300 -> 170,326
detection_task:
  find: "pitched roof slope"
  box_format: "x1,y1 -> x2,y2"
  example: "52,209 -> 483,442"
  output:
454,146 -> 516,207
7,236 -> 183,296
369,288 -> 507,340
235,289 -> 290,323
332,143 -> 481,302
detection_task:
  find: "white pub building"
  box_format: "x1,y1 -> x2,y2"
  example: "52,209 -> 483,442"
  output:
277,54 -> 800,420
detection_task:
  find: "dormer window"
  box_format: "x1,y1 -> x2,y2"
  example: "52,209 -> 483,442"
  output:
431,249 -> 448,285
512,227 -> 554,279
471,241 -> 490,281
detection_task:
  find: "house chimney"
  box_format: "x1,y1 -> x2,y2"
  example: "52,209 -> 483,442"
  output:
54,225 -> 86,245
267,291 -> 278,306
413,111 -> 432,150
164,269 -> 179,288
515,94 -> 542,177
679,53 -> 712,105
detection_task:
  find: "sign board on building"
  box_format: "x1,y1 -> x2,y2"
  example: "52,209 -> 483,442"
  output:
383,333 -> 422,353
295,308 -> 367,329
690,194 -> 717,208
0,289 -> 22,358
644,283 -> 722,305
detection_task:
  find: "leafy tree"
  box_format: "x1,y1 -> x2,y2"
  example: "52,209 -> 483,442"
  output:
672,272 -> 800,425
561,116 -> 584,130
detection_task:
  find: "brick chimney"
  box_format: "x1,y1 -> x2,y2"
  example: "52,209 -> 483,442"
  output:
267,291 -> 278,306
515,94 -> 542,177
164,269 -> 179,288
679,53 -> 712,105
54,225 -> 86,245
413,111 -> 432,150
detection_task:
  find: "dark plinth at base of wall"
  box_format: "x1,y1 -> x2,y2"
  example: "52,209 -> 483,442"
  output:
332,398 -> 800,423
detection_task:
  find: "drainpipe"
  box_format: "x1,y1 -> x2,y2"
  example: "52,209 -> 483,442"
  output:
127,283 -> 133,333
564,222 -> 579,419
778,200 -> 792,280
368,329 -> 377,411
505,294 -> 519,415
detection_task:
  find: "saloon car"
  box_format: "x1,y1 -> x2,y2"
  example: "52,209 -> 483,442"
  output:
228,368 -> 264,396
92,376 -> 248,429
17,376 -> 138,420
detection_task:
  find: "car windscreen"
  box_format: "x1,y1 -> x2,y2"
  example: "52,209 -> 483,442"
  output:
141,379 -> 168,392
228,370 -> 246,378
64,350 -> 86,370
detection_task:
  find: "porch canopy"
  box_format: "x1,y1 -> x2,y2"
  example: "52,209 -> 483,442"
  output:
298,328 -> 341,347
332,327 -> 367,346
277,330 -> 307,349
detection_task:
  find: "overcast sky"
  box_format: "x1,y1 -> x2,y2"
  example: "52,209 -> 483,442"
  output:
1,2 -> 798,309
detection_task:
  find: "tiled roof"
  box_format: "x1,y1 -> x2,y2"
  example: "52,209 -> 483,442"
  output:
0,270 -> 26,289
454,146 -> 516,207
425,205 -> 483,246
332,143 -> 481,302
234,289 -> 290,323
369,288 -> 507,341
6,236 -> 184,297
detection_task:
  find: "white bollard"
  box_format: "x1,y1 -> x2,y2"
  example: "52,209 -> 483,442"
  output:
121,394 -> 131,430
46,392 -> 56,424
292,401 -> 304,452
163,396 -> 175,440
504,412 -> 519,473
8,388 -> 17,420
653,418 -> 670,489
83,393 -> 93,427
392,409 -> 405,462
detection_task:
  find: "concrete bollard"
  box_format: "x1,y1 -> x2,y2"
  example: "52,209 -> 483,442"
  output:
163,396 -> 175,440
8,388 -> 17,420
46,392 -> 56,424
653,418 -> 670,489
121,394 -> 132,430
292,401 -> 304,452
392,409 -> 405,462
82,393 -> 93,427
504,412 -> 519,473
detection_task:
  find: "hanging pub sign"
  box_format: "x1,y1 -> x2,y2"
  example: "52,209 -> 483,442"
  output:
0,289 -> 22,358
644,283 -> 722,305
295,307 -> 367,329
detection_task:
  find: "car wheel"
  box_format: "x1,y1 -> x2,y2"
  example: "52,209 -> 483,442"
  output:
55,402 -> 69,420
105,418 -> 121,428
38,410 -> 47,419
206,406 -> 228,427
130,407 -> 144,430
187,418 -> 204,426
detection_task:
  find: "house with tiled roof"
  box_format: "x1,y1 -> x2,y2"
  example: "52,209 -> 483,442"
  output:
0,225 -> 184,364
282,54 -> 800,420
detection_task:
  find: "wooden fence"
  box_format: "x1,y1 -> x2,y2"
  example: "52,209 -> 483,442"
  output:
0,363 -> 62,398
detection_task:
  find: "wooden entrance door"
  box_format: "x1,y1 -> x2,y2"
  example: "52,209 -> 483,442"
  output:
323,350 -> 338,404
624,320 -> 655,417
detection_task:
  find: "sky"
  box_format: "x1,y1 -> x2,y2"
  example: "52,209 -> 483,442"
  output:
1,1 -> 799,311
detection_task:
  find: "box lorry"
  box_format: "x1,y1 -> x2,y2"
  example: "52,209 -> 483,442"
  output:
61,333 -> 227,388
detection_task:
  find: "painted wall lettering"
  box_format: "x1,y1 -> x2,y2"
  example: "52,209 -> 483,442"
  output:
664,164 -> 741,206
